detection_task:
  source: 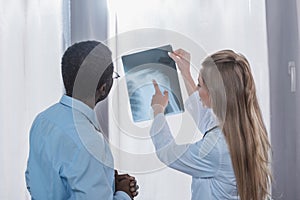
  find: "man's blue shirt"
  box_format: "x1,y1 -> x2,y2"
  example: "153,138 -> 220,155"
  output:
25,95 -> 130,200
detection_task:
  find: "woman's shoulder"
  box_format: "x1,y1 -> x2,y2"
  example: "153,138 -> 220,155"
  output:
198,128 -> 224,158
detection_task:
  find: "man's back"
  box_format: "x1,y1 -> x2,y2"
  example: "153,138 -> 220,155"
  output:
25,95 -> 121,200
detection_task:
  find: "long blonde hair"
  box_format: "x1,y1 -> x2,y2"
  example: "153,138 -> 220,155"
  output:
201,50 -> 272,200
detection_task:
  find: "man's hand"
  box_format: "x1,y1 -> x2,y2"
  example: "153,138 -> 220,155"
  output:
115,170 -> 139,199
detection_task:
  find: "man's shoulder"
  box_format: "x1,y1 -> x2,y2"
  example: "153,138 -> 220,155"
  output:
30,102 -> 82,147
31,102 -> 75,136
35,102 -> 70,122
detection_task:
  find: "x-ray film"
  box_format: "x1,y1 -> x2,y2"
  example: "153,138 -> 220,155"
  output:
121,45 -> 184,122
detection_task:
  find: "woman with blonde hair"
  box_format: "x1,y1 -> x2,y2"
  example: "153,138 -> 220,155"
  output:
150,49 -> 272,200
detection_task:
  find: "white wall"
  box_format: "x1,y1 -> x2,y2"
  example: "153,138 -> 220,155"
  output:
0,0 -> 65,199
107,0 -> 270,199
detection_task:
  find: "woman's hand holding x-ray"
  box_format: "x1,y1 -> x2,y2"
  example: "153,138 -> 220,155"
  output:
168,49 -> 191,78
151,80 -> 169,117
169,49 -> 197,96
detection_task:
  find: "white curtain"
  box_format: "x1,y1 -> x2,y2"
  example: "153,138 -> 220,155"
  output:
0,0 -> 67,199
0,0 -> 270,199
107,0 -> 270,199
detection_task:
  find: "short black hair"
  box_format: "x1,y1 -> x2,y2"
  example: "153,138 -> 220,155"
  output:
61,41 -> 113,97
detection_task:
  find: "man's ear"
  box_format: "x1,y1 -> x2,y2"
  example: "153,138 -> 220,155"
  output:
98,83 -> 107,96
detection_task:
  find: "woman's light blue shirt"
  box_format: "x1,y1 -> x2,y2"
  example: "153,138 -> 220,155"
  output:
150,92 -> 239,200
25,95 -> 130,200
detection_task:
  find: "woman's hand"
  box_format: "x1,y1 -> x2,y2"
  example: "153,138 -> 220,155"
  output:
151,80 -> 169,116
169,49 -> 197,96
169,49 -> 191,78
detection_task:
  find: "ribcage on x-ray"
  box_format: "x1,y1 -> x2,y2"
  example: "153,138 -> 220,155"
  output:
126,68 -> 181,122
127,80 -> 148,121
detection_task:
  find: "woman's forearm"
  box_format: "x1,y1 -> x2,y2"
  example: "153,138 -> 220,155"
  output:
182,74 -> 197,96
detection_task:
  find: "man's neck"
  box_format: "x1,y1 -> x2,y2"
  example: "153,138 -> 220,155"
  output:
70,95 -> 95,109
81,99 -> 95,109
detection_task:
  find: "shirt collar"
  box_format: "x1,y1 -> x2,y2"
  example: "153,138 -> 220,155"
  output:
59,95 -> 101,131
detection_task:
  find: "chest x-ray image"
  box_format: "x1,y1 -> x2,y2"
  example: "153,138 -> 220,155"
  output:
122,45 -> 184,122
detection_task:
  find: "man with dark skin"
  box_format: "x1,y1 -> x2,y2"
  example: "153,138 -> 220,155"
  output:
25,41 -> 139,199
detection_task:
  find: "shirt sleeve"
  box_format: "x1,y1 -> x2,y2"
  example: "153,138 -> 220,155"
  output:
61,147 -> 131,200
150,113 -> 221,178
25,166 -> 31,194
185,91 -> 219,134
114,191 -> 131,200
